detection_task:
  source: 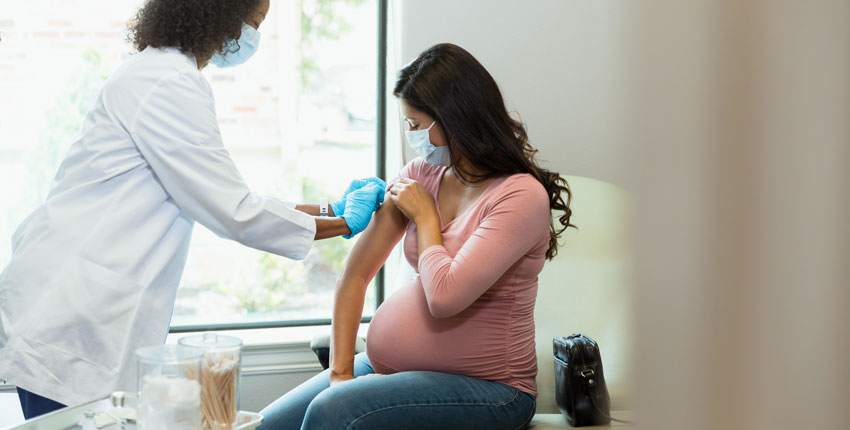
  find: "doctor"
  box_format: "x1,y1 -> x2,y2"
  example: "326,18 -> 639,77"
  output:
0,0 -> 384,419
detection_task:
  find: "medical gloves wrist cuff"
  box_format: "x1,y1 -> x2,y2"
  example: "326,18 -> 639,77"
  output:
333,177 -> 386,219
340,182 -> 384,239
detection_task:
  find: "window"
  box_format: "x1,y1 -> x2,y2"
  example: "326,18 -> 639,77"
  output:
0,0 -> 385,331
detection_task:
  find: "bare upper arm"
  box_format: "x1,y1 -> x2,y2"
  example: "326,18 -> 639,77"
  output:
339,195 -> 407,283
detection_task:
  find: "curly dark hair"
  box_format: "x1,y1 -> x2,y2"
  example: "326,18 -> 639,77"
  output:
127,0 -> 261,61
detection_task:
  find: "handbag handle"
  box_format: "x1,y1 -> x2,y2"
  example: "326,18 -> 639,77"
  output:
579,368 -> 633,425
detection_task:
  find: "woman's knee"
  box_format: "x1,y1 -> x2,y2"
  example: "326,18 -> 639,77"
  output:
301,388 -> 345,430
301,381 -> 375,430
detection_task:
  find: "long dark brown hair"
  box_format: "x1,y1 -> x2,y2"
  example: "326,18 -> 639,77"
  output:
393,43 -> 575,260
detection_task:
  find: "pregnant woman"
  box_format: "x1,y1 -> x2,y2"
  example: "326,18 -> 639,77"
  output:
258,43 -> 575,430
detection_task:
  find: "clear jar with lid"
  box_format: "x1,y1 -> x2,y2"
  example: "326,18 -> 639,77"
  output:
135,344 -> 204,430
178,333 -> 243,430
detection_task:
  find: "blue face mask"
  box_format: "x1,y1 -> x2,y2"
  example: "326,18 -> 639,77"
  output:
405,121 -> 450,166
210,22 -> 261,68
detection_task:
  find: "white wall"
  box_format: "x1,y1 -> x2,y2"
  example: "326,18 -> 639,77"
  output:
534,176 -> 632,412
396,0 -> 634,412
397,0 -> 629,186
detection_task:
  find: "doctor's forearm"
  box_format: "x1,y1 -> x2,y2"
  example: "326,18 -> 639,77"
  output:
313,217 -> 350,240
294,203 -> 336,217
293,204 -> 349,239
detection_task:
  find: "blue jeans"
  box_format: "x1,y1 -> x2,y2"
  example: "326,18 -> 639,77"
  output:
258,353 -> 536,430
17,387 -> 66,420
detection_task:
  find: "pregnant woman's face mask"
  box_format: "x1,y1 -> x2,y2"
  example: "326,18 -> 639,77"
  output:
406,121 -> 450,166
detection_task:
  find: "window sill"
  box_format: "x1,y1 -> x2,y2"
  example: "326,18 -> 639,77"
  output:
165,323 -> 370,348
1,325 -> 368,394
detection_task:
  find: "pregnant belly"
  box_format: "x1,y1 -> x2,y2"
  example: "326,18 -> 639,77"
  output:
366,278 -> 511,377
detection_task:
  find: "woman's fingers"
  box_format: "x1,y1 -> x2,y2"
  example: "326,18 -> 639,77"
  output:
388,193 -> 410,216
386,179 -> 437,224
388,182 -> 407,196
389,178 -> 415,191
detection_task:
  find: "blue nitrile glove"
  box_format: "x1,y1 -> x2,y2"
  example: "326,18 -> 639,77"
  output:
341,182 -> 384,239
331,177 -> 387,216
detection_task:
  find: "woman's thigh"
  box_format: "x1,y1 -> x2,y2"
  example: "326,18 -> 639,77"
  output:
301,370 -> 536,430
258,352 -> 375,430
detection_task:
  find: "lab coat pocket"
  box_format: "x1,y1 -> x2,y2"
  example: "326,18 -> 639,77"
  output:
26,256 -> 144,372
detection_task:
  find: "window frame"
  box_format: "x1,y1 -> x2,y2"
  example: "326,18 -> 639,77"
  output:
169,0 -> 389,334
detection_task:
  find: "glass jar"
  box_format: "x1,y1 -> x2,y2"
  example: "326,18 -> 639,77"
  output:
135,344 -> 204,430
178,333 -> 243,430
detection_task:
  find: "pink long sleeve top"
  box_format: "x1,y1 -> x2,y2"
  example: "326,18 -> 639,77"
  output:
366,158 -> 551,396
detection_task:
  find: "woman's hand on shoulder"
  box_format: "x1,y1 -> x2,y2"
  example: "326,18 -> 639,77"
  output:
388,178 -> 438,225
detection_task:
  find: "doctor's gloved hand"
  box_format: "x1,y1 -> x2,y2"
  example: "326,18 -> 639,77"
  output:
341,182 -> 384,239
331,177 -> 386,217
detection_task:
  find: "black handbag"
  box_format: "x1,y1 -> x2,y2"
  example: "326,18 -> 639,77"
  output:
554,334 -> 628,427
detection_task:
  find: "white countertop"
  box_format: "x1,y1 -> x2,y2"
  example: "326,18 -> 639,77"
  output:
530,412 -> 635,429
0,392 -> 24,429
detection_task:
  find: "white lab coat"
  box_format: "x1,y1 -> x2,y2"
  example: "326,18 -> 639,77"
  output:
0,47 -> 316,406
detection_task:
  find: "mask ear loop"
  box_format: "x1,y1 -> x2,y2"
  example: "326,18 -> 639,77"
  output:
232,22 -> 254,55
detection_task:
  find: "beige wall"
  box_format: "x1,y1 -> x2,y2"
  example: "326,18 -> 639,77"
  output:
627,1 -> 850,429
